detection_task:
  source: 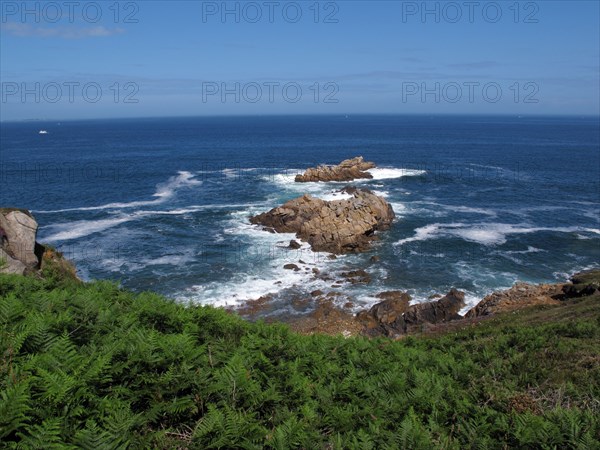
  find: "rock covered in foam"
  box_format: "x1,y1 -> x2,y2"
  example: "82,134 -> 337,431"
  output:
295,156 -> 376,182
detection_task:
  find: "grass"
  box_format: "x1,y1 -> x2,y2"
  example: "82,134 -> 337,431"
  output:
1,272 -> 599,449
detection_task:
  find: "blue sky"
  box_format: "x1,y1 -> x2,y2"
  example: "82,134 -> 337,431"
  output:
1,0 -> 598,120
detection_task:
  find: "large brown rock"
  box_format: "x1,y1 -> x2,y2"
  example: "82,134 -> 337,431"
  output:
249,189 -> 395,254
402,288 -> 465,331
358,289 -> 466,337
295,156 -> 376,182
357,291 -> 411,337
0,208 -> 40,274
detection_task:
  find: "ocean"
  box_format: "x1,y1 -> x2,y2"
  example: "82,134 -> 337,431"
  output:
1,115 -> 599,316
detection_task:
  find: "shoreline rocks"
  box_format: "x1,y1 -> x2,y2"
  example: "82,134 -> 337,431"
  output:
295,156 -> 376,182
277,269 -> 600,338
465,282 -> 563,318
467,270 -> 600,318
357,289 -> 466,337
250,188 -> 395,254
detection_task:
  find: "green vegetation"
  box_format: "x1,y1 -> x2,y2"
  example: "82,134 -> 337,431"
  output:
1,273 -> 599,449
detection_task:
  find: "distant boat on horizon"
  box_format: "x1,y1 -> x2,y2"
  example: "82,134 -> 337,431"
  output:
38,130 -> 48,134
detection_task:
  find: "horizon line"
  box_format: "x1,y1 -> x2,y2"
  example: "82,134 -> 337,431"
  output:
2,112 -> 600,124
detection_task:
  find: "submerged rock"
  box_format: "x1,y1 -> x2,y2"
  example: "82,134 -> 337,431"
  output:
249,189 -> 394,254
295,156 -> 376,182
340,269 -> 371,284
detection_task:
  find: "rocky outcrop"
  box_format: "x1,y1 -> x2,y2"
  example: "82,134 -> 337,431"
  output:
562,270 -> 600,298
466,270 -> 600,318
356,291 -> 410,336
0,208 -> 78,280
358,289 -> 466,337
287,270 -> 600,338
287,299 -> 363,336
0,208 -> 41,275
295,157 -> 376,182
466,283 -> 563,318
250,189 -> 395,254
403,289 -> 465,328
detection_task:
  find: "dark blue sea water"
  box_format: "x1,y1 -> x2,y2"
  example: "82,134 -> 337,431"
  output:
1,115 -> 599,314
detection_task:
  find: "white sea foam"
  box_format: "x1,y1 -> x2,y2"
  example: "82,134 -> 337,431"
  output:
410,201 -> 497,217
371,190 -> 389,198
178,203 -> 344,307
43,216 -> 135,242
581,210 -> 600,221
39,200 -> 273,243
395,223 -> 600,247
264,171 -> 302,186
266,167 -> 425,189
144,252 -> 197,267
365,168 -> 426,180
395,223 -> 444,245
263,171 -> 355,201
98,250 -> 197,274
552,263 -> 600,282
182,267 -> 307,308
458,292 -> 487,316
454,227 -> 508,245
34,171 -> 201,213
179,241 -> 330,307
319,191 -> 354,201
504,246 -> 546,255
389,202 -> 407,215
135,203 -> 266,216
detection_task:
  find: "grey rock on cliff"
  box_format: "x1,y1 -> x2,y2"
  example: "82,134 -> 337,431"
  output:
0,208 -> 41,275
295,156 -> 376,182
250,188 -> 394,254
